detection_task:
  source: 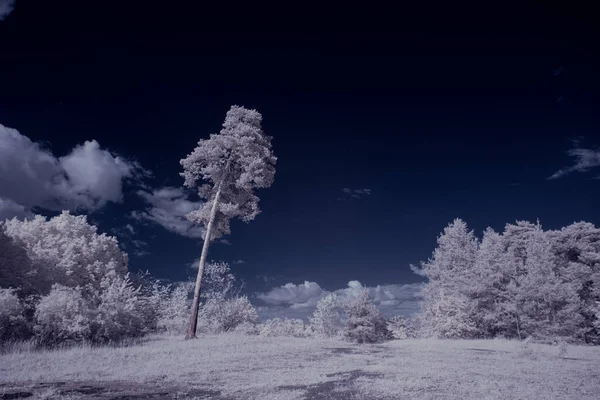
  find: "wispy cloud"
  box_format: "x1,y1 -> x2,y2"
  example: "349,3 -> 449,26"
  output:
133,187 -> 204,238
548,145 -> 600,180
0,0 -> 15,21
232,259 -> 246,265
0,123 -> 148,221
218,238 -> 232,245
338,187 -> 372,201
111,224 -> 149,257
254,280 -> 423,321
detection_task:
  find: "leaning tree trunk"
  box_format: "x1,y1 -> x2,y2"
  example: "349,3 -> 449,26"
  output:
185,180 -> 225,340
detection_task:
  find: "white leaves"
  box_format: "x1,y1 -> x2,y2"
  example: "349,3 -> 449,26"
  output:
343,290 -> 390,343
199,296 -> 258,333
180,105 -> 276,239
258,318 -> 313,338
2,211 -> 128,294
0,288 -> 28,341
309,293 -> 345,338
417,218 -> 600,344
34,284 -> 92,345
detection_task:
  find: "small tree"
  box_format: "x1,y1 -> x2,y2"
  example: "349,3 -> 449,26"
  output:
180,106 -> 276,339
344,290 -> 390,343
387,315 -> 416,340
309,293 -> 345,338
198,296 -> 258,333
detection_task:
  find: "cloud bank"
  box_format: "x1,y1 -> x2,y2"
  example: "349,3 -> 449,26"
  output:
134,187 -> 204,238
0,123 -> 147,221
254,280 -> 423,321
0,0 -> 15,21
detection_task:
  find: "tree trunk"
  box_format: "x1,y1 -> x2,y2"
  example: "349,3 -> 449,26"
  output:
184,180 -> 225,340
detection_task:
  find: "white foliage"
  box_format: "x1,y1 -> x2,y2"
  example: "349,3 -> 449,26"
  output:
0,225 -> 37,295
198,296 -> 258,333
156,283 -> 191,335
386,315 -> 416,340
92,275 -> 144,343
202,261 -> 237,301
34,284 -> 92,345
415,219 -> 480,339
2,211 -> 128,294
0,288 -> 28,341
309,293 -> 345,338
258,318 -> 313,338
180,105 -> 277,240
343,290 -> 390,343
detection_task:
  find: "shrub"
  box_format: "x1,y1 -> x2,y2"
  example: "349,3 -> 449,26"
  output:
156,283 -> 190,335
0,288 -> 30,342
91,275 -> 145,343
309,293 -> 346,338
386,315 -> 416,340
198,296 -> 258,333
344,291 -> 390,343
259,318 -> 313,338
34,285 -> 92,346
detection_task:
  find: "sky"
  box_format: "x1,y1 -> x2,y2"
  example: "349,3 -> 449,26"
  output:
1,2 -> 599,320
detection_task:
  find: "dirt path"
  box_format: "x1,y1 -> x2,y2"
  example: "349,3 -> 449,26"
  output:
0,381 -> 234,400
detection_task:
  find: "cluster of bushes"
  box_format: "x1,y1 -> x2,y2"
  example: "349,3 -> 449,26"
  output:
0,212 -> 202,347
0,211 -> 419,349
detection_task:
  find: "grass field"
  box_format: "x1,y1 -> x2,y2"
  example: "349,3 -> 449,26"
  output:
1,333 -> 599,399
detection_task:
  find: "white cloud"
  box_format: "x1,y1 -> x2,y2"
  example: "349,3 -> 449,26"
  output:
134,187 -> 204,238
0,0 -> 15,20
549,146 -> 600,180
253,280 -> 424,321
0,197 -> 33,222
233,259 -> 246,265
218,238 -> 232,245
256,281 -> 326,307
0,123 -> 146,219
339,187 -> 372,200
188,257 -> 200,270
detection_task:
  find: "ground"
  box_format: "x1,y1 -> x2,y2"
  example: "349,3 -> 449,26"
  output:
1,333 -> 599,399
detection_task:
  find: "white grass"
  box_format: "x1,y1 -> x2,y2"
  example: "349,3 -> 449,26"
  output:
1,334 -> 599,399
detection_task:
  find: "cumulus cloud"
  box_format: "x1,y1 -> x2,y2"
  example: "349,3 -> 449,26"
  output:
0,123 -> 147,220
254,280 -> 423,321
548,146 -> 600,180
256,281 -> 326,308
339,187 -> 372,200
0,0 -> 15,20
0,198 -> 33,221
133,187 -> 204,238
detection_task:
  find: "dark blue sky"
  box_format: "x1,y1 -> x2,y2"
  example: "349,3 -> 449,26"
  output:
1,2 -> 599,297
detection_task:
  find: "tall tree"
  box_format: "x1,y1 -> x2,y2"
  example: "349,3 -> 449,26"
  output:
180,106 -> 276,339
549,222 -> 600,344
412,218 -> 480,338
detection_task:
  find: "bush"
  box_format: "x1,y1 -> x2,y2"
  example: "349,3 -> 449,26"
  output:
0,288 -> 30,342
198,296 -> 258,334
258,318 -> 313,338
91,275 -> 145,343
309,293 -> 346,338
386,315 -> 417,340
34,285 -> 92,346
156,283 -> 190,335
344,291 -> 390,343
